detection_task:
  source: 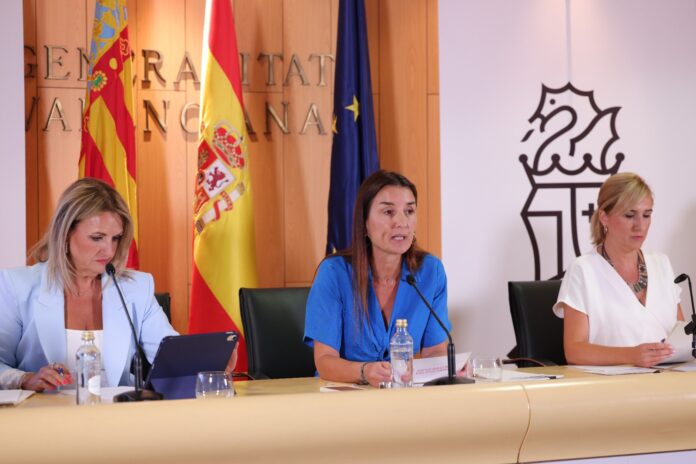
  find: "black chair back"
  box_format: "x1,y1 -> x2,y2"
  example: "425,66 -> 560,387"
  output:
239,287 -> 315,379
508,280 -> 566,366
155,292 -> 171,322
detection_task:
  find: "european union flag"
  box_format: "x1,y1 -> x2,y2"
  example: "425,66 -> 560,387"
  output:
326,0 -> 379,254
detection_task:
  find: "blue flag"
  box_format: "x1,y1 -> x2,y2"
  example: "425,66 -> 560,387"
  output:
326,0 -> 379,254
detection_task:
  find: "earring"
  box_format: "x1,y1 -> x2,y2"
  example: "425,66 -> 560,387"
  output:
603,225 -> 608,234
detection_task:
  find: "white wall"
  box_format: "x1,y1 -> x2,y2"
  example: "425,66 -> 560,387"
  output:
0,0 -> 26,267
440,0 -> 696,357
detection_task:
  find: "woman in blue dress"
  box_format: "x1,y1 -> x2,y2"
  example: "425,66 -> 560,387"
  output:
304,170 -> 452,387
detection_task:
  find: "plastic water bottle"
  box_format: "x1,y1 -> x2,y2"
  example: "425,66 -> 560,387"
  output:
76,331 -> 101,405
390,319 -> 414,387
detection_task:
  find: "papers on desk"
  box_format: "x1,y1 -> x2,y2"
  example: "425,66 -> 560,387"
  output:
413,352 -> 470,384
660,321 -> 693,364
570,365 -> 659,375
501,370 -> 563,381
670,360 -> 696,372
0,390 -> 34,406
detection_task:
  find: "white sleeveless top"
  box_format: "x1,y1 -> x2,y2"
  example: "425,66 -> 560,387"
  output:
65,329 -> 104,376
553,250 -> 681,347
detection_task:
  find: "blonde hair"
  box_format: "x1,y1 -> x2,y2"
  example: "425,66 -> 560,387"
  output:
30,178 -> 134,294
590,172 -> 653,246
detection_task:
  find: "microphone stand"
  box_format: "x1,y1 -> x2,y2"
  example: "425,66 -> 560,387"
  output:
106,264 -> 163,402
406,275 -> 473,385
675,273 -> 696,359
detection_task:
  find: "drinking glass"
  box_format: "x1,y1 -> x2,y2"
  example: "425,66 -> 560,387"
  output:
195,371 -> 235,399
470,357 -> 503,383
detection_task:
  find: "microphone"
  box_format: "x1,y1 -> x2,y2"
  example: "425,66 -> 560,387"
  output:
406,275 -> 473,385
674,273 -> 696,359
106,263 -> 163,402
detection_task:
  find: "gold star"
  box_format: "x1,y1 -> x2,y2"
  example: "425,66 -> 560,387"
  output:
332,114 -> 338,134
345,95 -> 359,122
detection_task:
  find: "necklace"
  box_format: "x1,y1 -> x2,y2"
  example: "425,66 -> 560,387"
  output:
600,245 -> 648,294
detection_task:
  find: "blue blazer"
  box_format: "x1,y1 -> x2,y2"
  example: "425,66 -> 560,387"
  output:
0,262 -> 177,387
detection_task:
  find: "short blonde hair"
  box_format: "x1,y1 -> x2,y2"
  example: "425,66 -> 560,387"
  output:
31,178 -> 134,293
590,172 -> 653,246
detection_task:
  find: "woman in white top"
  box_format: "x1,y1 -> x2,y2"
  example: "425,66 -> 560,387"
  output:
553,172 -> 683,367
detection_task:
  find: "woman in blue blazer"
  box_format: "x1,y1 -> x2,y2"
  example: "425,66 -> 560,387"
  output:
0,178 -> 177,391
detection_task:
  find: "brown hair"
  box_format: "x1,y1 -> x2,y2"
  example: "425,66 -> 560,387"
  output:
332,170 -> 426,321
590,172 -> 653,246
30,178 -> 134,294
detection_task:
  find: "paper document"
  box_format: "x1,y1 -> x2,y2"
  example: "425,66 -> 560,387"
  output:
501,370 -> 563,381
413,352 -> 470,384
0,390 -> 34,406
570,365 -> 658,375
670,360 -> 696,372
659,321 -> 693,364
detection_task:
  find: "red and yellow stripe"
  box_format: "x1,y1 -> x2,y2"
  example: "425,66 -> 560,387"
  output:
79,0 -> 139,268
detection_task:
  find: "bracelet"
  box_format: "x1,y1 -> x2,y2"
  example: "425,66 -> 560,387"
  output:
359,362 -> 369,385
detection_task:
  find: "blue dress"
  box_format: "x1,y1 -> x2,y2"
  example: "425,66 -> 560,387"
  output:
303,254 -> 451,362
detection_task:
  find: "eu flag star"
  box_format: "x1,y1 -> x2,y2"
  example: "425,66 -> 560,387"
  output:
345,95 -> 360,122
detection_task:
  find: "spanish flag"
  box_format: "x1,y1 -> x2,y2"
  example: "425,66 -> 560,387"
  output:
189,0 -> 257,373
79,0 -> 139,268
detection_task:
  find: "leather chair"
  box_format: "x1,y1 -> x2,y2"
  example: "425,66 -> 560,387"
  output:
507,280 -> 566,366
239,287 -> 316,380
155,292 -> 171,322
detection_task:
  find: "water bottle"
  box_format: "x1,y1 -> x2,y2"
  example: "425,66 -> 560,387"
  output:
390,319 -> 414,387
76,331 -> 101,405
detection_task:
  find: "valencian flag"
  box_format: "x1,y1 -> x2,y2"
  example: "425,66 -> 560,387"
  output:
189,0 -> 257,373
79,0 -> 139,268
326,0 -> 379,254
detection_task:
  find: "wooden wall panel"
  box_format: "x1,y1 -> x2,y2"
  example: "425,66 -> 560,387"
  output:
235,0 -> 283,93
283,0 -> 333,285
365,0 -> 380,97
24,0 -> 39,251
35,0 -> 85,89
379,0 -> 430,248
24,0 -> 441,330
235,0 -> 285,288
136,90 -> 189,331
246,92 -> 285,288
136,0 -> 186,91
37,88 -> 84,234
426,0 -> 439,95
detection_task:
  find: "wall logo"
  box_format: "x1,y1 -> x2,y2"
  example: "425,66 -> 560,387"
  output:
519,83 -> 624,280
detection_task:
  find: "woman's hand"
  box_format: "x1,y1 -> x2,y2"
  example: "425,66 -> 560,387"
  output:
363,361 -> 391,387
631,343 -> 674,367
21,363 -> 72,391
225,346 -> 239,374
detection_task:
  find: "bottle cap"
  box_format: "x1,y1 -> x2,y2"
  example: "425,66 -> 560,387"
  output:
81,331 -> 95,341
396,319 -> 408,328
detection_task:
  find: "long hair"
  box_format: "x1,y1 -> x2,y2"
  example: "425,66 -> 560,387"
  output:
30,178 -> 134,294
590,172 -> 653,246
333,170 -> 426,322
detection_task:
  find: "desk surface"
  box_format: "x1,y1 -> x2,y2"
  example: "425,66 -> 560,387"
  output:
4,367 -> 696,464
